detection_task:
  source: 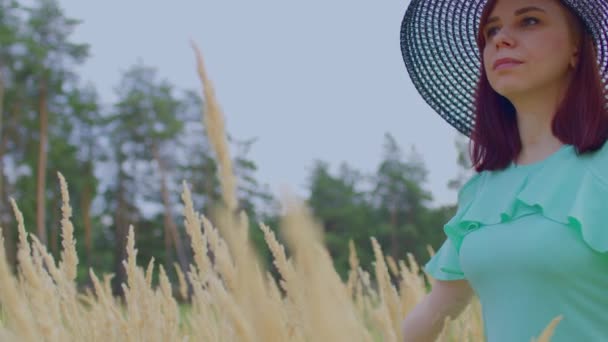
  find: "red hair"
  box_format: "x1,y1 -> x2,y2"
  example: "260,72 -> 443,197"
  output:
470,0 -> 608,171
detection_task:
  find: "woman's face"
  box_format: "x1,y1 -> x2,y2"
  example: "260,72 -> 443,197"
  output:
481,0 -> 581,99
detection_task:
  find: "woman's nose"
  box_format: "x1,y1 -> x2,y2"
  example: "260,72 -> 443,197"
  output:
494,29 -> 515,48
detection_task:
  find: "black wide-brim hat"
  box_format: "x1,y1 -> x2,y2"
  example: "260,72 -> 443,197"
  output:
400,0 -> 608,137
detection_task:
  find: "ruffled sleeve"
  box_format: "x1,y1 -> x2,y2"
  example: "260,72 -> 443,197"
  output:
423,237 -> 466,280
423,173 -> 483,281
508,143 -> 608,254
438,143 -> 608,261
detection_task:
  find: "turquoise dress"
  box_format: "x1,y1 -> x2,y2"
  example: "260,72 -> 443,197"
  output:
424,143 -> 608,341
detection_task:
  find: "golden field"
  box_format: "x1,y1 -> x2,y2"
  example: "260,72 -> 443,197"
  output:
0,44 -> 560,342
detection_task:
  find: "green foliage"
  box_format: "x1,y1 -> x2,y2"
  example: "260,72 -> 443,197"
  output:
305,134 -> 461,279
0,0 -> 468,292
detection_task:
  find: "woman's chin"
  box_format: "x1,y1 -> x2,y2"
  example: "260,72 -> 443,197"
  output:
492,83 -> 528,98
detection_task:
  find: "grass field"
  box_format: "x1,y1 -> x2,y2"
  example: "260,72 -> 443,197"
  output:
0,44 -> 562,342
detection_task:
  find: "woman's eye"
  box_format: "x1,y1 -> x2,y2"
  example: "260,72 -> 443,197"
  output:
486,26 -> 499,37
485,17 -> 538,38
522,17 -> 539,26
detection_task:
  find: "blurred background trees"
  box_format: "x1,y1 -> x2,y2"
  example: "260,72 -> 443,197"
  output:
0,0 -> 473,291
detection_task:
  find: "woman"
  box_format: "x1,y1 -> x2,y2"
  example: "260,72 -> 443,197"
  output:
399,0 -> 608,341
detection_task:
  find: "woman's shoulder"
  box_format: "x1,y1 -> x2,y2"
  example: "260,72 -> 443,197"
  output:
457,172 -> 484,205
452,140 -> 608,206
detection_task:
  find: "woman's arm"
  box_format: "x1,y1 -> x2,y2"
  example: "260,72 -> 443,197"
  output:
401,278 -> 474,342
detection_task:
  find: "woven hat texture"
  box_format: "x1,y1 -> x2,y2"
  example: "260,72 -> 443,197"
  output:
400,0 -> 608,137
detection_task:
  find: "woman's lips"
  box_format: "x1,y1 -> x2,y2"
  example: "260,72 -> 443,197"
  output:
495,62 -> 523,71
493,58 -> 523,70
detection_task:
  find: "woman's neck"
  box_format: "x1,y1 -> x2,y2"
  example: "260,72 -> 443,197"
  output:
510,88 -> 565,164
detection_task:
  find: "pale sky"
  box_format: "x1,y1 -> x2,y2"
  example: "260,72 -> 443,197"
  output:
58,0 -> 464,208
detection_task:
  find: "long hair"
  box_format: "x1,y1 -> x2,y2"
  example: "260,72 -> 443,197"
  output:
470,0 -> 608,171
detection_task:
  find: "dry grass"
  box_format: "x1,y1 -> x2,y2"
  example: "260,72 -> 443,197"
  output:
0,44 -> 561,342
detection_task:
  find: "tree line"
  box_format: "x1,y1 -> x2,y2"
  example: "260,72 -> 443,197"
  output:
0,0 -> 472,294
